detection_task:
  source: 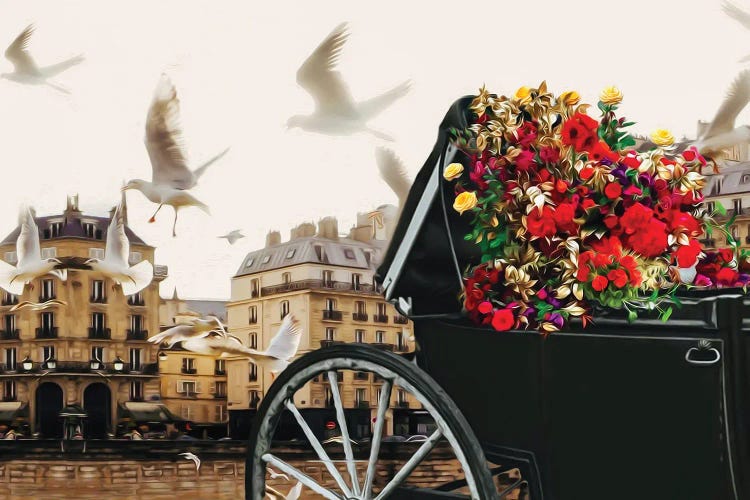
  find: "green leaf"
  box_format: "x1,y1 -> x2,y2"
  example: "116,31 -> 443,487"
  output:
715,203 -> 727,216
671,295 -> 682,308
627,310 -> 638,323
464,234 -> 474,241
660,306 -> 673,322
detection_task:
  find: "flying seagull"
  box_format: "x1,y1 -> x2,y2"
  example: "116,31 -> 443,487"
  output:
179,452 -> 201,471
375,146 -> 412,235
0,206 -> 65,295
287,22 -> 411,141
265,482 -> 303,500
147,315 -> 226,348
219,229 -> 245,245
266,467 -> 289,481
723,1 -> 750,62
179,314 -> 302,378
10,299 -> 67,312
84,203 -> 153,296
692,69 -> 750,159
123,74 -> 229,236
1,24 -> 84,94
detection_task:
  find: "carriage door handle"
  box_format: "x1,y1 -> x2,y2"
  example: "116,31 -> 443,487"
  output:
685,340 -> 721,366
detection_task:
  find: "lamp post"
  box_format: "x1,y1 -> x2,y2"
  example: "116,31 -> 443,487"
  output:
90,358 -> 102,371
21,356 -> 32,372
113,356 -> 124,372
158,351 -> 168,362
44,357 -> 56,370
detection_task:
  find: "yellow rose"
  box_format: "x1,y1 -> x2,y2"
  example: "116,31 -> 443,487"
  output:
443,162 -> 464,181
599,86 -> 623,105
453,191 -> 477,215
559,90 -> 580,106
650,128 -> 674,147
515,86 -> 532,104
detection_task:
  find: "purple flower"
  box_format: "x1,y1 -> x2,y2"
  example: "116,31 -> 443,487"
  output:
694,274 -> 712,287
547,297 -> 561,308
549,313 -> 564,329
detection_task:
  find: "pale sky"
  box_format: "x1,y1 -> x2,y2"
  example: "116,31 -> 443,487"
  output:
0,0 -> 746,299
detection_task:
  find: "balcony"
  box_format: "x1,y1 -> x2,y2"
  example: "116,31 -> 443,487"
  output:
1,295 -> 18,306
372,343 -> 395,352
126,329 -> 148,341
90,295 -> 107,304
374,314 -> 389,323
127,296 -> 145,306
251,289 -> 259,298
215,369 -> 226,376
352,313 -> 368,321
356,400 -> 370,408
322,310 -> 343,321
319,340 -> 346,349
181,368 -> 197,375
39,294 -> 56,302
396,401 -> 410,408
354,371 -> 369,381
35,327 -> 58,339
88,328 -> 111,340
396,343 -> 408,352
394,315 -> 409,324
153,265 -> 169,282
261,279 -> 382,297
0,330 -> 19,341
213,393 -> 227,399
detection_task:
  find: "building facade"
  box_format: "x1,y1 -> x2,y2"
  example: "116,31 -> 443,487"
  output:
226,208 -> 418,439
0,195 -> 167,439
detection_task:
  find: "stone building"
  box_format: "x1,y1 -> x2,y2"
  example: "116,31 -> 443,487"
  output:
0,195 -> 167,438
225,206 -> 418,439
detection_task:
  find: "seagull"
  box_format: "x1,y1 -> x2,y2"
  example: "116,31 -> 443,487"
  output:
322,436 -> 359,446
1,24 -> 84,94
266,467 -> 289,481
123,74 -> 229,236
84,203 -> 153,296
265,482 -> 303,500
0,206 -> 65,295
147,315 -> 226,348
180,313 -> 302,378
219,229 -> 244,245
723,1 -> 750,61
375,147 -> 412,239
10,299 -> 67,312
692,69 -> 750,159
179,452 -> 201,471
287,22 -> 411,141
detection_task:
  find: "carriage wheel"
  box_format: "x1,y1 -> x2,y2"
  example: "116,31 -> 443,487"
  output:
246,344 -> 499,499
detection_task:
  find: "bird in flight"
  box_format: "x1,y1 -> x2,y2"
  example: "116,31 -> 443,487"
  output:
723,1 -> 750,61
178,452 -> 201,471
148,315 -> 226,348
219,229 -> 245,245
287,22 -> 411,141
266,467 -> 289,481
2,24 -> 84,94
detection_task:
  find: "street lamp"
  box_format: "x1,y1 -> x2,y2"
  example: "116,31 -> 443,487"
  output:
158,351 -> 168,362
44,357 -> 56,370
113,356 -> 125,372
21,356 -> 32,372
90,358 -> 102,371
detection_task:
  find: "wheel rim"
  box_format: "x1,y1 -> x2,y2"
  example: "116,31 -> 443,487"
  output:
250,357 -> 484,499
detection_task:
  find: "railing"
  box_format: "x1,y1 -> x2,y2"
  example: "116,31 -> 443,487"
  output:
153,265 -> 169,280
35,327 -> 58,339
699,238 -> 716,247
396,401 -> 410,408
319,340 -> 345,349
250,290 -> 259,298
90,295 -> 107,304
352,313 -> 368,321
322,310 -> 343,321
394,315 -> 409,324
0,330 -> 19,340
39,293 -> 56,302
0,363 -> 17,373
371,343 -> 395,352
396,343 -> 408,352
88,328 -> 111,340
127,296 -> 145,306
215,369 -> 226,376
181,368 -> 197,374
126,329 -> 148,341
1,295 -> 18,306
374,314 -> 389,323
356,400 -> 370,408
354,372 -> 369,381
213,393 -> 227,399
261,279 -> 383,297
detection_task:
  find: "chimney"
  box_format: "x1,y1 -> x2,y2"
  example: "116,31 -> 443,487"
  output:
316,217 -> 339,240
290,222 -> 316,240
64,194 -> 81,219
266,230 -> 281,247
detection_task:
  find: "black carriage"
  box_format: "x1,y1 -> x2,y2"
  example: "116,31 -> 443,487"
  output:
247,97 -> 750,499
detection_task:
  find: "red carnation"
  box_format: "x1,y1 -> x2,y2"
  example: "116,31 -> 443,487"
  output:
719,248 -> 734,263
716,267 -> 739,286
491,308 -> 515,331
553,202 -> 577,234
627,219 -> 668,257
591,275 -> 609,291
579,167 -> 595,180
620,203 -> 653,234
515,150 -> 536,171
477,301 -> 493,314
526,206 -> 557,238
604,182 -> 622,199
673,239 -> 702,268
516,122 -> 538,147
561,113 -> 599,151
540,146 -> 560,164
606,268 -> 629,288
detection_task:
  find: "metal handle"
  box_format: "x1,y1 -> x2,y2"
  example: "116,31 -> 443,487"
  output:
685,347 -> 721,366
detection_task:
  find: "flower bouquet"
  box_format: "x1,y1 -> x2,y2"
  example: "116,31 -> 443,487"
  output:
447,82 -> 749,333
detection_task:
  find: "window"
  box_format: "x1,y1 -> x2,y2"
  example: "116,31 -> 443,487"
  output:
280,300 -> 289,319
325,387 -> 333,407
355,301 -> 366,315
214,381 -> 227,397
245,257 -> 254,268
41,279 -> 55,300
344,248 -> 355,259
130,381 -> 143,401
215,359 -> 226,375
314,245 -> 326,262
3,252 -> 16,264
355,388 -> 367,404
181,405 -> 193,419
248,306 -> 257,324
734,199 -> 743,214
376,387 -> 384,404
325,298 -> 336,311
41,248 -> 57,259
322,270 -> 333,286
397,332 -> 405,351
177,380 -> 198,397
92,312 -> 106,330
82,222 -> 97,238
215,405 -> 228,422
732,225 -> 739,239
49,222 -> 63,238
325,328 -> 335,341
91,346 -> 104,363
743,173 -> 750,184
251,279 -> 259,297
42,345 -> 55,361
282,272 -> 291,284
88,248 -> 105,259
2,292 -> 17,305
3,380 -> 15,401
355,330 -> 365,343
91,280 -> 105,302
129,348 -> 142,371
285,248 -> 296,259
4,315 -> 15,333
249,390 -> 260,409
130,315 -> 143,333
128,291 -> 144,306
250,332 -> 258,349
351,273 -> 362,290
261,254 -> 271,264
41,312 -> 54,330
375,331 -> 385,343
128,251 -> 142,264
5,348 -> 16,371
363,250 -> 372,266
397,389 -> 408,404
182,357 -> 196,374
249,363 -> 258,381
377,303 -> 387,316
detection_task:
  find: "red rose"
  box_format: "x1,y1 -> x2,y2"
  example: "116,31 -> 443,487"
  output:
719,248 -> 734,263
604,182 -> 622,199
622,154 -> 641,169
526,206 -> 557,238
515,150 -> 536,171
577,252 -> 592,281
582,198 -> 597,210
579,167 -> 594,180
477,301 -> 493,314
716,267 -> 739,286
667,210 -> 701,236
553,203 -> 577,234
620,203 -> 653,234
516,122 -> 538,147
540,147 -> 560,164
491,308 -> 515,331
627,219 -> 668,257
555,179 -> 568,193
591,275 -> 609,291
606,268 -> 629,288
682,149 -> 695,161
673,239 -> 702,268
603,215 -> 619,229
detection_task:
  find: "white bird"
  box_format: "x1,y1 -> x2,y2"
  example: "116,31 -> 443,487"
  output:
1,24 -> 84,94
180,314 -> 302,378
179,452 -> 201,471
375,147 -> 412,240
692,69 -> 750,159
265,482 -> 303,500
266,467 -> 289,481
0,206 -> 66,295
287,22 -> 411,141
123,74 -> 229,237
84,203 -> 153,296
285,482 -> 303,500
723,1 -> 750,61
10,299 -> 67,312
147,315 -> 226,348
219,229 -> 245,245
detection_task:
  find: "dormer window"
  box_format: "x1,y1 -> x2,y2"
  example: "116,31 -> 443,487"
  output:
83,222 -> 96,238
261,255 -> 271,264
50,222 -> 62,238
285,248 -> 296,259
343,248 -> 355,259
245,258 -> 254,268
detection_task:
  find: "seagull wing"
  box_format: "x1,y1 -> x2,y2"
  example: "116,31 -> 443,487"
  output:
356,80 -> 412,121
105,203 -> 129,267
211,334 -> 261,358
0,260 -> 23,296
723,1 -> 750,30
702,69 -> 750,140
145,74 -> 194,189
285,482 -> 303,500
121,260 -> 153,296
17,206 -> 41,266
263,314 -> 302,362
375,146 -> 412,207
5,25 -> 39,74
296,23 -> 357,117
148,324 -> 204,346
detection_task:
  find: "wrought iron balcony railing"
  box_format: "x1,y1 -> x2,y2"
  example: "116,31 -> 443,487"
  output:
373,314 -> 389,323
35,327 -> 58,339
90,295 -> 107,304
319,340 -> 345,349
181,368 -> 197,374
322,310 -> 343,321
356,400 -> 370,408
352,313 -> 368,321
0,330 -> 19,340
88,327 -> 111,340
394,315 -> 409,324
371,343 -> 395,352
126,329 -> 148,341
261,279 -> 382,297
1,295 -> 18,306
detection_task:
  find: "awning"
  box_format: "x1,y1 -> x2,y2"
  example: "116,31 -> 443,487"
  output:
0,402 -> 27,422
119,402 -> 184,424
59,405 -> 87,418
